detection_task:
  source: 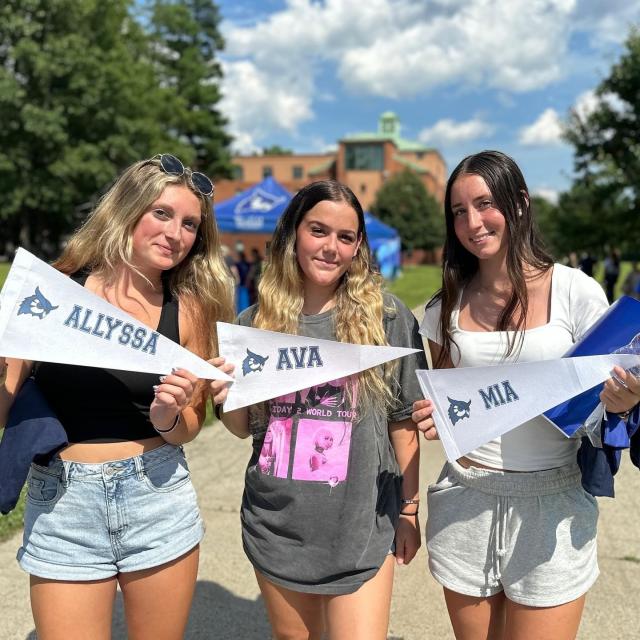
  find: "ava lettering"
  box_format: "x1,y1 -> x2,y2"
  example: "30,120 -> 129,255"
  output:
478,380 -> 519,410
64,304 -> 158,355
276,346 -> 324,370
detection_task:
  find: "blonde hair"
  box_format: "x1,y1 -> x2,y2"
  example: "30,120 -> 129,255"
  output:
54,157 -> 235,358
254,180 -> 396,413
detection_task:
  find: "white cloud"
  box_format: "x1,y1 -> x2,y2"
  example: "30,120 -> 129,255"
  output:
519,109 -> 564,146
532,187 -> 560,204
419,118 -> 495,145
218,0 -> 636,147
573,0 -> 640,48
220,60 -> 314,153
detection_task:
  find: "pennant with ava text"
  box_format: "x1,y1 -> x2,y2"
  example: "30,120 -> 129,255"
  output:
217,321 -> 419,411
0,248 -> 231,380
415,353 -> 640,462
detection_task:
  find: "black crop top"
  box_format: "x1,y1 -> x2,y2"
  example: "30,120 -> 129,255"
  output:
33,272 -> 180,442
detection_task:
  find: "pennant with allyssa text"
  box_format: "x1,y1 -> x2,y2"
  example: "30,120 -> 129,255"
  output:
217,321 -> 419,411
0,248 -> 231,380
415,353 -> 640,462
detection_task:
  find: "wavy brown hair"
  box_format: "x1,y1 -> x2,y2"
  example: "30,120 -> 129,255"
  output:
54,157 -> 235,358
255,180 -> 396,412
431,150 -> 553,367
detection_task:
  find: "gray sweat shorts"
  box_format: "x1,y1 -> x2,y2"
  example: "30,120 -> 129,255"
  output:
426,460 -> 599,607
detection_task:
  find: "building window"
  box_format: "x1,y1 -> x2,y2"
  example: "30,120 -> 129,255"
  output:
262,166 -> 273,178
292,165 -> 304,179
232,165 -> 244,180
345,143 -> 384,171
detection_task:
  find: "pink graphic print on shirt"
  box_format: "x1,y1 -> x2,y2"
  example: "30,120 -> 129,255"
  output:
258,377 -> 357,486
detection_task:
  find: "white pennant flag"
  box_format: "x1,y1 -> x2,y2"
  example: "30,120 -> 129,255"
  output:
416,353 -> 640,462
217,321 -> 419,411
0,248 -> 232,380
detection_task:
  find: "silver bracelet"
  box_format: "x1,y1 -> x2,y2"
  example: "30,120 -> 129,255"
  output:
153,413 -> 181,433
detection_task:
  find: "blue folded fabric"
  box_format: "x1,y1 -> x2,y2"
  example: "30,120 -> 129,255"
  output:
0,378 -> 68,514
545,296 -> 640,436
578,405 -> 640,497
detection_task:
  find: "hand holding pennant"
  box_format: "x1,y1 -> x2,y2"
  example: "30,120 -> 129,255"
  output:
0,249 -> 231,381
415,353 -> 640,462
216,321 -> 419,411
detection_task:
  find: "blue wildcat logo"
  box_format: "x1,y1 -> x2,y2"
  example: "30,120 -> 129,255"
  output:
447,396 -> 471,425
242,349 -> 269,376
18,287 -> 59,319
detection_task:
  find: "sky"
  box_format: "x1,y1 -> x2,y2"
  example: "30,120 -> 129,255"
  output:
215,0 -> 640,202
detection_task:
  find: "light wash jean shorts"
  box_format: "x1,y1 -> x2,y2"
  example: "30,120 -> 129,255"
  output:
17,443 -> 205,581
426,460 -> 599,607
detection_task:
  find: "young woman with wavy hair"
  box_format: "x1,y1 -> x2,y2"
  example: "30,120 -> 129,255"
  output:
412,150 -> 640,640
211,180 -> 427,640
0,154 -> 234,639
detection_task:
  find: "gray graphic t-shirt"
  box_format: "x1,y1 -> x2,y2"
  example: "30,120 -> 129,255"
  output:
237,294 -> 427,594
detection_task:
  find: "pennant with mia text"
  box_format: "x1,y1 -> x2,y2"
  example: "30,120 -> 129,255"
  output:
217,321 -> 419,411
0,248 -> 231,380
415,353 -> 640,462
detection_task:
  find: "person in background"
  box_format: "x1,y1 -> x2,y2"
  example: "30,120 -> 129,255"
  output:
578,251 -> 596,277
211,180 -> 426,640
235,249 -> 251,312
622,261 -> 640,300
246,247 -> 263,305
412,150 -> 640,640
603,248 -> 621,303
0,153 -> 234,639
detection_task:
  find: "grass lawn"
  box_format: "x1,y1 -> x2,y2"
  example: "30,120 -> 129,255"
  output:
387,264 -> 441,310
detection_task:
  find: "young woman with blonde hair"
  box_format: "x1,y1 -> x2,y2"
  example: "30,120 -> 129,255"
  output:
211,179 -> 427,640
0,154 -> 234,639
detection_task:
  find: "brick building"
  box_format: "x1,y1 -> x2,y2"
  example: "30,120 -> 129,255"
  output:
214,113 -> 447,261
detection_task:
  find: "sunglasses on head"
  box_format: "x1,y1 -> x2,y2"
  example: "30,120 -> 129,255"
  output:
152,153 -> 214,198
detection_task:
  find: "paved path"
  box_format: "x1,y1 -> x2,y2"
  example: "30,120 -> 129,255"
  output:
2,313 -> 639,638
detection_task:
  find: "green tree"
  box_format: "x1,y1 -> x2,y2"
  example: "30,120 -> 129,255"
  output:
147,0 -> 232,178
262,145 -> 293,155
370,170 -> 444,251
564,27 -> 640,253
0,0 -> 175,251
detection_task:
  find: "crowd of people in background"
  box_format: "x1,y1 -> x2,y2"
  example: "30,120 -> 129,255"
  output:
563,248 -> 638,303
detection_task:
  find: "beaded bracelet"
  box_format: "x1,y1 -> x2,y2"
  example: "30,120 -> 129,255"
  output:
153,413 -> 181,434
617,405 -> 636,421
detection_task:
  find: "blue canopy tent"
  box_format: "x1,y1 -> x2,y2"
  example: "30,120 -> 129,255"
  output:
215,176 -> 292,233
214,177 -> 401,279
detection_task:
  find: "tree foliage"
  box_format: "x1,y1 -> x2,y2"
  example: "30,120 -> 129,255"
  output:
0,0 -> 230,253
147,0 -> 232,178
370,170 -> 444,251
564,27 -> 640,254
262,145 -> 293,155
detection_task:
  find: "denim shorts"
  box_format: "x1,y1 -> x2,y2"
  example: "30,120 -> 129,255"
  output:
17,444 -> 205,581
426,460 -> 599,607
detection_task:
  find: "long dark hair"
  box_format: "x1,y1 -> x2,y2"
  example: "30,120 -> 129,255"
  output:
431,150 -> 553,366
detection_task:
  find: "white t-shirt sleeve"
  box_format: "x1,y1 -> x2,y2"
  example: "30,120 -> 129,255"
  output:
569,269 -> 610,341
419,297 -> 443,344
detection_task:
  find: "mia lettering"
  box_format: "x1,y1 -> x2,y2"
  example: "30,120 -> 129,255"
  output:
478,380 -> 519,409
64,305 -> 158,354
